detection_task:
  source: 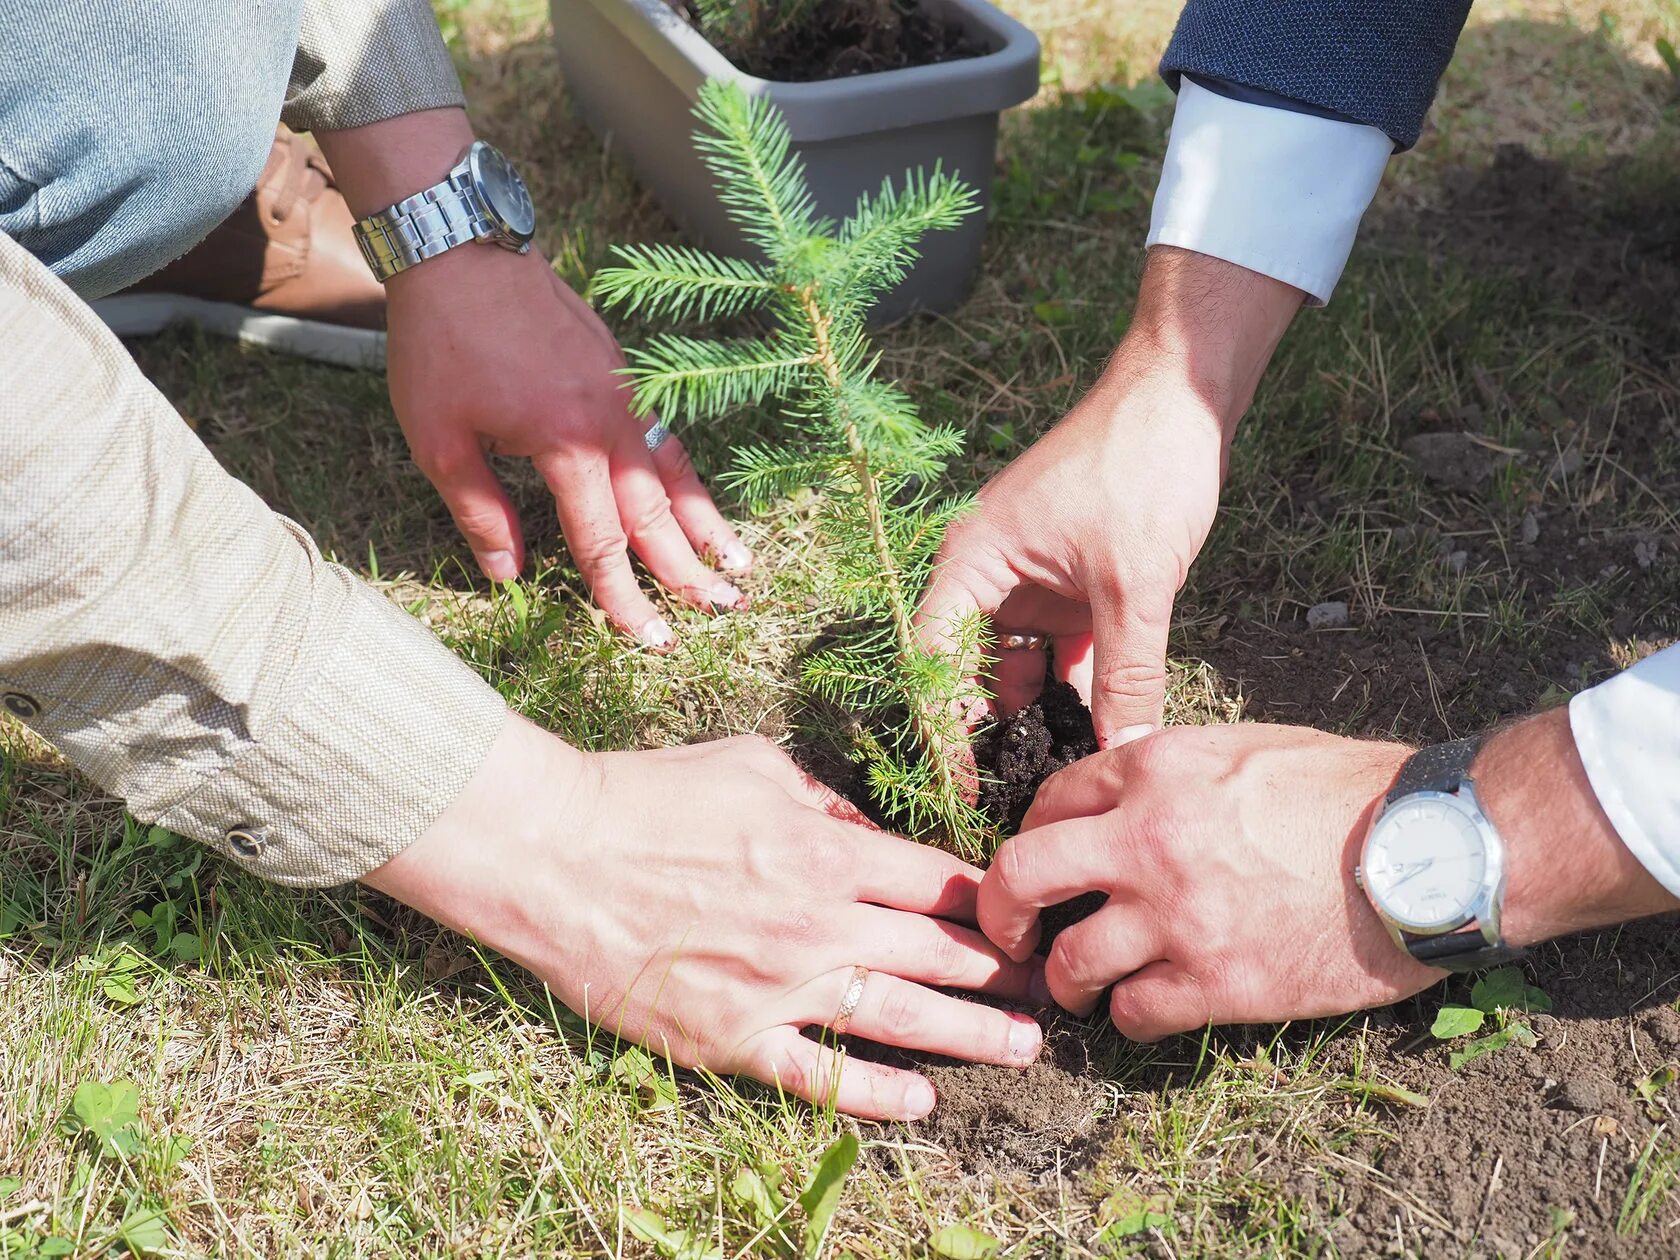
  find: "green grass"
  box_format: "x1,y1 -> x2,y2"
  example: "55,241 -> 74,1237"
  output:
4,0 -> 1680,1254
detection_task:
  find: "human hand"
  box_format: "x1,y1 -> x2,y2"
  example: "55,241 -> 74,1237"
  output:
385,245 -> 751,646
367,714 -> 1047,1120
916,247 -> 1302,747
977,723 -> 1434,1037
317,108 -> 750,647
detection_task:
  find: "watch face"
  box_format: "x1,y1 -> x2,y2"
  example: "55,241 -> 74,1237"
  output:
1362,792 -> 1491,932
470,143 -> 536,241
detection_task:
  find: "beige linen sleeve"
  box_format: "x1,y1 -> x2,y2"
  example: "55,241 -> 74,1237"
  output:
0,231 -> 506,887
284,0 -> 466,135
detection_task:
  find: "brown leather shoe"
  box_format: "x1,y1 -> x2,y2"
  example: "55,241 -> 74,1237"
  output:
93,127 -> 387,369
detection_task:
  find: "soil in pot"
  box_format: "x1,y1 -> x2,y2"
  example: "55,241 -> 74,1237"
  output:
678,0 -> 986,83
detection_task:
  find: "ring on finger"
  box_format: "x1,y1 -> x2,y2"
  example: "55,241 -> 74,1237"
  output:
997,632 -> 1047,652
642,421 -> 672,453
832,965 -> 869,1036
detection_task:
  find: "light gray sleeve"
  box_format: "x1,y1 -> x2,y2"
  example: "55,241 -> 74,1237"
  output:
0,229 -> 506,887
284,0 -> 467,134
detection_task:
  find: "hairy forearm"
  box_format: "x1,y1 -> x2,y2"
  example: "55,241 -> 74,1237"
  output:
1104,245 -> 1305,439
1477,707 -> 1677,944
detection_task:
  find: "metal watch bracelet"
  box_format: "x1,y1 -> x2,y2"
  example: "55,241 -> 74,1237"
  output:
355,168 -> 500,284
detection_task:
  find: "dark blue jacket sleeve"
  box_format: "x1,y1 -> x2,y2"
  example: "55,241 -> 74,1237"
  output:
1159,1 -> 1472,150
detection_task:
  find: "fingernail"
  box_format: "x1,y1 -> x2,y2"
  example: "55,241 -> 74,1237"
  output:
1114,724 -> 1155,747
905,1079 -> 936,1119
1029,967 -> 1053,1007
1008,1015 -> 1042,1061
718,542 -> 752,573
709,582 -> 746,611
475,550 -> 517,583
638,617 -> 675,649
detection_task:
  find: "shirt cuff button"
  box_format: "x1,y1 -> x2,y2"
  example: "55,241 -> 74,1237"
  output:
3,693 -> 40,719
225,826 -> 269,860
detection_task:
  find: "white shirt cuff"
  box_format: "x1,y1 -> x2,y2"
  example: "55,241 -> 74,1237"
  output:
1569,643 -> 1680,898
1146,78 -> 1392,304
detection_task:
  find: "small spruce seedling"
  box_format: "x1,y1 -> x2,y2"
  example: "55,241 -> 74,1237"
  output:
596,80 -> 990,851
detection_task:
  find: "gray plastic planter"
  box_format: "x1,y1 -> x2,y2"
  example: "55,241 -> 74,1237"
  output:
551,0 -> 1040,321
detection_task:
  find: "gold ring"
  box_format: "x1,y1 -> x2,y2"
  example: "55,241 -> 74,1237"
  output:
832,965 -> 869,1036
997,632 -> 1047,652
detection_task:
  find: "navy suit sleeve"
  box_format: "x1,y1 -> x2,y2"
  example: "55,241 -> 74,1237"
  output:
1160,1 -> 1473,150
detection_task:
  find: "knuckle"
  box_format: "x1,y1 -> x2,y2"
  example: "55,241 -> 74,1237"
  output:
990,837 -> 1033,899
1095,657 -> 1167,703
771,907 -> 821,948
924,931 -> 967,988
414,441 -> 470,482
802,827 -> 856,883
450,502 -> 508,542
762,1048 -> 811,1097
874,986 -> 920,1038
1047,933 -> 1093,988
659,443 -> 698,481
1108,988 -> 1161,1040
625,493 -> 679,543
569,526 -> 629,574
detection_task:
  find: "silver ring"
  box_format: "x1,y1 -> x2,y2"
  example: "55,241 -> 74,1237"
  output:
997,632 -> 1047,652
832,965 -> 869,1036
642,421 -> 671,453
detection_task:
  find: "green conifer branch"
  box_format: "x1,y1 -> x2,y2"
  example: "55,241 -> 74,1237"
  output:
604,79 -> 994,853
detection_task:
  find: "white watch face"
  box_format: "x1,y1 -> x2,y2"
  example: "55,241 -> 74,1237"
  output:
1363,793 -> 1491,931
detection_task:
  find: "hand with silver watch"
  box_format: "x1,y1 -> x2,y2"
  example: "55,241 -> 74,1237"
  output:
313,110 -> 755,646
1355,736 -> 1524,974
975,709 -> 1677,1040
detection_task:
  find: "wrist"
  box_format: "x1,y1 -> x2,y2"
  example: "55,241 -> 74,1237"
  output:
360,711 -> 599,960
1110,245 -> 1303,439
1475,708 -> 1676,945
315,107 -> 476,220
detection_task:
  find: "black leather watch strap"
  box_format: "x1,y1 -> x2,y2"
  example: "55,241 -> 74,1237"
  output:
1386,735 -> 1486,802
1406,929 -> 1524,973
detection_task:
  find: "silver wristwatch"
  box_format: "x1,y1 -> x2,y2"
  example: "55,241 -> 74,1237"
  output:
352,141 -> 536,283
1355,737 -> 1523,973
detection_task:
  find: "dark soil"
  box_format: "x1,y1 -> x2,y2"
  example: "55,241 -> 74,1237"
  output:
971,681 -> 1099,832
680,0 -> 986,83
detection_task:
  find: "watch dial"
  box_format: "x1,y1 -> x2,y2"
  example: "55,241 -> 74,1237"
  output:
1363,796 -> 1489,930
473,144 -> 536,240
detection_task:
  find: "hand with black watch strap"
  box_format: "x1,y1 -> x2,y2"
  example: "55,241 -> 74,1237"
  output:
1355,736 -> 1525,974
974,709 -> 1677,1041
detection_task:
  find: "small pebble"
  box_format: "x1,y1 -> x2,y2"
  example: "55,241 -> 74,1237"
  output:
1635,538 -> 1659,570
1448,550 -> 1469,575
1552,1078 -> 1613,1113
1520,509 -> 1541,546
1306,600 -> 1349,630
1549,446 -> 1585,480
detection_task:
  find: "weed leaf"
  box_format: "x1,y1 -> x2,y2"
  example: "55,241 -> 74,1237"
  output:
1450,1021 -> 1537,1070
929,1224 -> 1001,1259
61,1080 -> 144,1158
1431,1005 -> 1484,1039
797,1132 -> 858,1258
1471,967 -> 1551,1014
119,1205 -> 170,1255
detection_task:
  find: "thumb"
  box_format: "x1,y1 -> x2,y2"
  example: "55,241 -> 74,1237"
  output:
1087,581 -> 1172,749
915,541 -> 1020,732
418,437 -> 525,583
